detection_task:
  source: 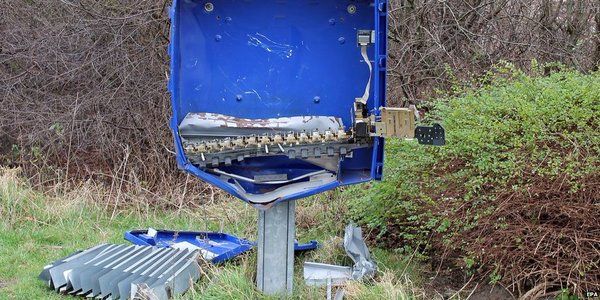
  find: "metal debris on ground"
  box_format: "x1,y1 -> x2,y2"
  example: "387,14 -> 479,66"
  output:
344,224 -> 377,280
39,244 -> 200,300
303,262 -> 351,300
130,283 -> 159,300
303,224 -> 377,299
303,262 -> 353,286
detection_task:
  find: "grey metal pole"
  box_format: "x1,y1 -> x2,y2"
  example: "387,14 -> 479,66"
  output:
256,200 -> 295,295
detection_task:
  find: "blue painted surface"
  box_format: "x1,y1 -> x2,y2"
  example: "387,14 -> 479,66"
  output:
124,230 -> 254,264
371,0 -> 388,180
168,0 -> 388,203
293,240 -> 320,252
124,230 -> 319,263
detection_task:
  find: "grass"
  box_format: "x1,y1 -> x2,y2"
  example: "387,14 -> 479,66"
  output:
0,168 -> 423,299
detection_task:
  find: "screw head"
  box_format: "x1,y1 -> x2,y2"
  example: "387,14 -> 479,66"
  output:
329,18 -> 336,25
204,2 -> 214,12
347,4 -> 357,14
338,37 -> 346,44
215,34 -> 222,42
236,95 -> 243,101
313,96 -> 321,103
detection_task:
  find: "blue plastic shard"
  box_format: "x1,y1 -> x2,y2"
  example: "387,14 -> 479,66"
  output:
124,229 -> 318,263
292,240 -> 320,253
124,230 -> 253,264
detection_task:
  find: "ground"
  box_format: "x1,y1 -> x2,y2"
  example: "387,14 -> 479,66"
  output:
0,168 -> 422,299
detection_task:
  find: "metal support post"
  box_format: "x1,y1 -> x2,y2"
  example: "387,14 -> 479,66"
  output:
256,200 -> 295,295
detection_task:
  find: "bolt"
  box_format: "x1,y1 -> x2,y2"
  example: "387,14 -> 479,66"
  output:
313,96 -> 321,103
225,16 -> 232,23
215,34 -> 222,42
236,95 -> 243,101
338,37 -> 345,44
347,4 -> 357,14
204,2 -> 214,12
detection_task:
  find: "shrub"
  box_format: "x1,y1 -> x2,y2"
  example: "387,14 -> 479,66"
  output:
0,1 -> 175,189
349,66 -> 599,298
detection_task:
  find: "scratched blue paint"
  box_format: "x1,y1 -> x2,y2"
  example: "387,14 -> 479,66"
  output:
168,0 -> 388,204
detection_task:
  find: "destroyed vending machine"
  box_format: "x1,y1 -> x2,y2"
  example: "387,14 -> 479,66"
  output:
168,0 -> 443,295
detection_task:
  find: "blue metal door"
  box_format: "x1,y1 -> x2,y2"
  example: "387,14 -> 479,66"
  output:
168,0 -> 387,206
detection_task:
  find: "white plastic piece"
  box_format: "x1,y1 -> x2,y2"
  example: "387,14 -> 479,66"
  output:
147,228 -> 158,238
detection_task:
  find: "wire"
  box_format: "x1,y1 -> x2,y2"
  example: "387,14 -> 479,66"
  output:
208,169 -> 329,185
357,45 -> 372,104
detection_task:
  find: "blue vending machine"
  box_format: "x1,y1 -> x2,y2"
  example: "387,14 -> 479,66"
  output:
168,0 -> 443,294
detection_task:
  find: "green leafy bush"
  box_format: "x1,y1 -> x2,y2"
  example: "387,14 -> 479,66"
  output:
349,66 -> 599,297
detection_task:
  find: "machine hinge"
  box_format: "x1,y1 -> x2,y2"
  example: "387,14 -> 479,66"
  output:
371,107 -> 416,138
352,103 -> 446,146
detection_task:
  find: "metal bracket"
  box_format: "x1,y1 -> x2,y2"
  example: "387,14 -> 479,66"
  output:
372,107 -> 416,138
415,124 -> 446,146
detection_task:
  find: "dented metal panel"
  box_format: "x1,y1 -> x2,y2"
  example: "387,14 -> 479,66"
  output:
344,224 -> 377,280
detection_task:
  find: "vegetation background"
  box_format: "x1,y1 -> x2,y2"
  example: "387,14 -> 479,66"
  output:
0,0 -> 599,299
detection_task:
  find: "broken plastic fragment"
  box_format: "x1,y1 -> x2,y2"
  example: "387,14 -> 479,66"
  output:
147,227 -> 158,238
